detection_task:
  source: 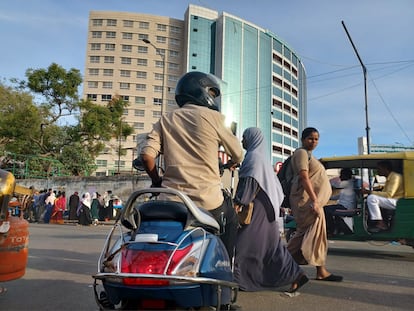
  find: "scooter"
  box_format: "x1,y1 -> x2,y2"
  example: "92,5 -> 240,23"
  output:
92,187 -> 239,310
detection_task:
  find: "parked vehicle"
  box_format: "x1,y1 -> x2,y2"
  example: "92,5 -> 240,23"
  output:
92,187 -> 238,310
284,151 -> 414,248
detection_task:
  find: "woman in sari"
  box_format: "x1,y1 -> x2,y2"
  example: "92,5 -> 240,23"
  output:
233,127 -> 308,294
287,127 -> 343,282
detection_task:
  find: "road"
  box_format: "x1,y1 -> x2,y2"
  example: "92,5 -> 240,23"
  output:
1,223 -> 413,310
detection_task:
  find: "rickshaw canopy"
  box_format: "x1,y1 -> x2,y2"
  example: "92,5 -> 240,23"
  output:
320,152 -> 414,198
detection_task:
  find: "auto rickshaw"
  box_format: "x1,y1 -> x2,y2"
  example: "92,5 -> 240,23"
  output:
284,151 -> 414,248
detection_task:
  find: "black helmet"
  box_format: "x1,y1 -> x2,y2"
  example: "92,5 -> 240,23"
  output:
175,71 -> 221,111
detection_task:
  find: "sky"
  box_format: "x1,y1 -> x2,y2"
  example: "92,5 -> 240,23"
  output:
1,0 -> 413,158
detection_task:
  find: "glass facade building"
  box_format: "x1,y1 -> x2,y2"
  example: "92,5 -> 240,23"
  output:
184,5 -> 306,164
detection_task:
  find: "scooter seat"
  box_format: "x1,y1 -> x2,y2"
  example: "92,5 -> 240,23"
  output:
138,201 -> 188,225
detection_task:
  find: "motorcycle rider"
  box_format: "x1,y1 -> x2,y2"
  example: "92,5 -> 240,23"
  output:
140,71 -> 243,262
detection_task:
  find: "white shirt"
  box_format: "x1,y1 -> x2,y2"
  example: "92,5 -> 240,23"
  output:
331,179 -> 355,210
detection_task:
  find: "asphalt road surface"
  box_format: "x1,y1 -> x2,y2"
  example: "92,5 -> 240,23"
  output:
1,223 -> 413,311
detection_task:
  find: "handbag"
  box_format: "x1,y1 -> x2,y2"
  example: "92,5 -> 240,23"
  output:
237,201 -> 255,225
236,186 -> 260,225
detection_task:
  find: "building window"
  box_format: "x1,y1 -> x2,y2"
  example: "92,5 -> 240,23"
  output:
138,46 -> 148,54
134,109 -> 145,117
139,21 -> 149,29
170,38 -> 179,46
106,31 -> 116,38
168,75 -> 179,82
120,82 -> 130,90
121,95 -> 130,102
103,69 -> 113,76
87,94 -> 97,101
136,71 -> 147,79
102,81 -> 113,89
96,159 -> 107,167
88,68 -> 99,76
122,44 -> 132,52
91,31 -> 102,38
157,24 -> 167,31
136,84 -> 146,91
170,25 -> 180,34
115,160 -> 126,168
91,43 -> 101,51
123,20 -> 133,27
156,36 -> 167,44
105,43 -> 115,51
92,19 -> 103,27
154,73 -> 163,80
138,33 -> 148,40
121,57 -> 132,65
137,59 -> 148,66
87,81 -> 98,88
107,19 -> 117,26
133,122 -> 145,129
154,85 -> 162,93
135,96 -> 145,104
122,32 -> 133,40
153,98 -> 162,105
90,56 -> 100,63
169,63 -> 179,71
120,70 -> 131,77
104,56 -> 114,63
152,110 -> 161,118
102,94 -> 112,101
155,60 -> 164,68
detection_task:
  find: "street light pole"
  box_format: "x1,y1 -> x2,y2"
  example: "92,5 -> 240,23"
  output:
142,39 -> 166,116
117,118 -> 122,174
142,39 -> 166,173
342,21 -> 370,154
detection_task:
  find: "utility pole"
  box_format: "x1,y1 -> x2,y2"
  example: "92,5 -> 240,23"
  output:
142,39 -> 166,173
342,21 -> 371,154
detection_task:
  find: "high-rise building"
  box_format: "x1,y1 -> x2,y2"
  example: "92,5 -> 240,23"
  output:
83,5 -> 306,176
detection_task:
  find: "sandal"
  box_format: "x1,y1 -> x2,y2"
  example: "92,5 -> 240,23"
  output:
315,274 -> 343,282
286,274 -> 309,294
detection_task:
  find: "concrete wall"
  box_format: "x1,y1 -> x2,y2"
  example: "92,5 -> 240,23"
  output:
16,170 -> 239,202
16,174 -> 152,202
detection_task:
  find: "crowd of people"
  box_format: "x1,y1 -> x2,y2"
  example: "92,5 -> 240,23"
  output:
25,189 -> 122,226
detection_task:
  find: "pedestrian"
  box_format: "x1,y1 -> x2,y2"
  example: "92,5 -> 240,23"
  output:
43,190 -> 56,224
287,127 -> 343,282
51,191 -> 66,224
36,189 -> 49,222
362,160 -> 404,232
90,192 -> 100,225
233,127 -> 309,294
324,168 -> 356,235
140,71 -> 243,262
68,191 -> 80,221
77,192 -> 92,226
98,192 -> 107,222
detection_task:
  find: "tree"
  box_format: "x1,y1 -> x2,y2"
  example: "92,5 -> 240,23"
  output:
0,63 -> 134,176
0,82 -> 42,155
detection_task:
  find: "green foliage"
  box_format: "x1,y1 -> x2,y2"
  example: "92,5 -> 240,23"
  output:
0,63 -> 134,177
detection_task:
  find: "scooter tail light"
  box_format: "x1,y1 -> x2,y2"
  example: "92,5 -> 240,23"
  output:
121,244 -> 194,286
168,240 -> 203,277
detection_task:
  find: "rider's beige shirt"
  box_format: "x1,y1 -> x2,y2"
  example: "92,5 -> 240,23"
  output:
141,104 -> 243,210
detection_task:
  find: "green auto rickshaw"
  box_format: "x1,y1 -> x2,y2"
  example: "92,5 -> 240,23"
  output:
284,151 -> 414,248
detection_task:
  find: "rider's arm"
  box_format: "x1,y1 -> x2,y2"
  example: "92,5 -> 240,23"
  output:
141,154 -> 162,187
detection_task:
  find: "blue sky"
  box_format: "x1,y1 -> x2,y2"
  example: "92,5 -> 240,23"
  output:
1,0 -> 413,158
